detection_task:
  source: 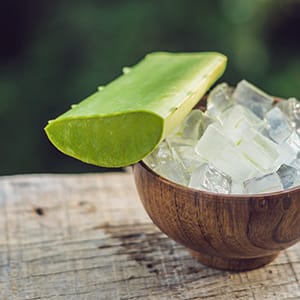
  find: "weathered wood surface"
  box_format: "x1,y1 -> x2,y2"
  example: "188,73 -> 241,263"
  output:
0,172 -> 299,300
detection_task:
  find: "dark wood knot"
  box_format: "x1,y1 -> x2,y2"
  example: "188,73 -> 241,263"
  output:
253,198 -> 269,212
282,195 -> 292,211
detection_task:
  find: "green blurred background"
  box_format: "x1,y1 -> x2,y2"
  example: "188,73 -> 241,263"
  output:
1,0 -> 299,175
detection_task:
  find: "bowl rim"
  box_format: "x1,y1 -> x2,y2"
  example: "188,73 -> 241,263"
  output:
138,160 -> 300,199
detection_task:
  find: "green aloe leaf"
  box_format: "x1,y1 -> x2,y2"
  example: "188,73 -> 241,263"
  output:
45,52 -> 227,167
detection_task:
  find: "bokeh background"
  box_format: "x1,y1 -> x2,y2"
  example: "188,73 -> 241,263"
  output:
1,0 -> 299,175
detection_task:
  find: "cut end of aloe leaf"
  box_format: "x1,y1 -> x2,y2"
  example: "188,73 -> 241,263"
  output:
45,52 -> 227,168
45,111 -> 163,167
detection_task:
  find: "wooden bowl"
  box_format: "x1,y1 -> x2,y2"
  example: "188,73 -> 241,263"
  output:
134,163 -> 300,271
133,99 -> 300,271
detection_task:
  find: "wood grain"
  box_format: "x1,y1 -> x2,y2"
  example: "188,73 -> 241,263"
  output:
0,172 -> 299,299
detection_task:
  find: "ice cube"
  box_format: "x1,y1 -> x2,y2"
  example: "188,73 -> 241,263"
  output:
265,107 -> 292,144
232,80 -> 273,119
286,131 -> 300,153
276,98 -> 300,133
171,110 -> 213,141
213,145 -> 261,182
188,163 -> 232,194
166,135 -> 196,148
275,142 -> 298,168
179,110 -> 212,140
244,173 -> 283,194
222,104 -> 263,126
195,124 -> 259,181
277,164 -> 300,189
288,153 -> 300,171
221,105 -> 264,144
236,129 -> 280,172
252,131 -> 281,160
237,138 -> 273,172
195,124 -> 229,160
174,146 -> 205,173
206,83 -> 234,118
231,182 -> 244,194
143,140 -> 171,169
165,136 -> 204,172
143,140 -> 189,185
276,131 -> 300,167
154,160 -> 189,185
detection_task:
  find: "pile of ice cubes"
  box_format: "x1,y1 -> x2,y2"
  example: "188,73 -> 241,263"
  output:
143,80 -> 300,194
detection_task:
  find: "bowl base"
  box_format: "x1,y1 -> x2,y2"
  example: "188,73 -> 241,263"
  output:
189,249 -> 279,271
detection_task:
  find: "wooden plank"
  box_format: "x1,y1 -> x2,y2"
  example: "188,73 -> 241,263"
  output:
0,172 -> 299,300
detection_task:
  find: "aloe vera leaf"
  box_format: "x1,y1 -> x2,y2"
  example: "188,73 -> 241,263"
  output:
45,52 -> 227,167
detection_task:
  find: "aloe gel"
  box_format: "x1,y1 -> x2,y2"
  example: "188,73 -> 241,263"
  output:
45,52 -> 227,167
